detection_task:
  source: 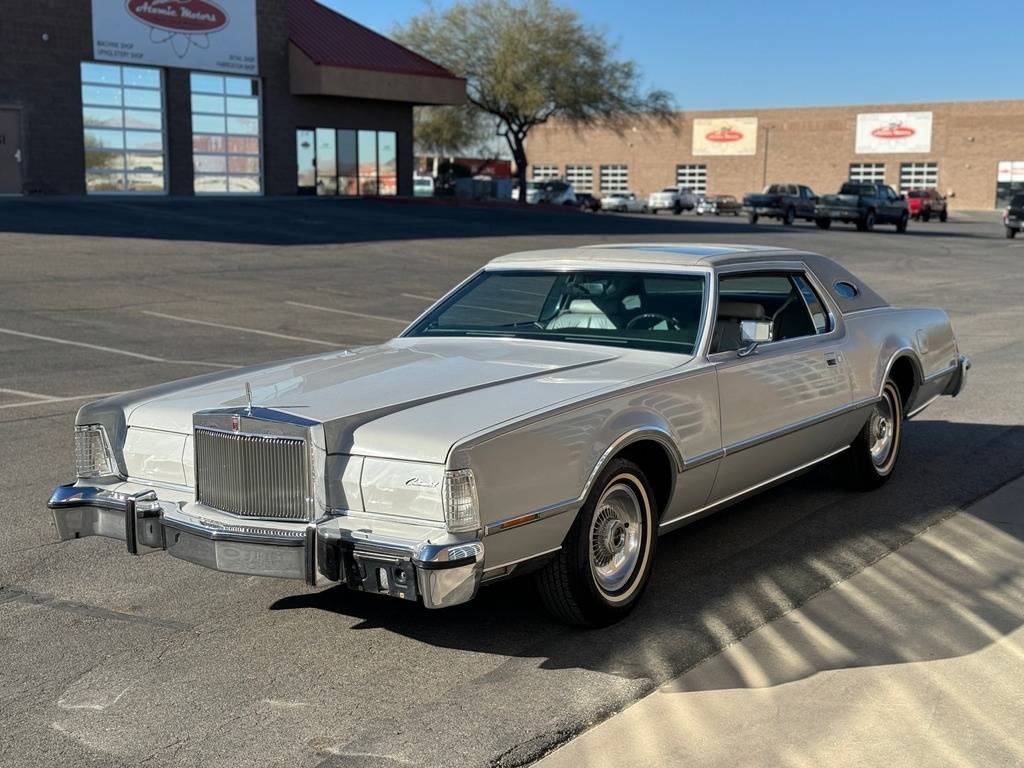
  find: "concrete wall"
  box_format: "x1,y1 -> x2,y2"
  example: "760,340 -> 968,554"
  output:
0,0 -> 414,196
528,100 -> 1024,210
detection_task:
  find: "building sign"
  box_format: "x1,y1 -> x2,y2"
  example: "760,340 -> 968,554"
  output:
997,161 -> 1024,182
692,117 -> 758,156
855,112 -> 932,154
92,0 -> 258,75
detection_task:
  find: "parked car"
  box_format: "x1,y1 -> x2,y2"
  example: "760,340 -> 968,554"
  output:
1004,192 -> 1024,238
815,182 -> 910,232
49,244 -> 969,627
513,181 -> 543,204
648,186 -> 697,214
906,188 -> 948,222
602,191 -> 650,213
413,174 -> 434,197
698,194 -> 742,216
537,180 -> 578,206
743,184 -> 817,225
576,193 -> 602,213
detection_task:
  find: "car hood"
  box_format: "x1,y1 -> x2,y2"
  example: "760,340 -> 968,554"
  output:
125,337 -> 685,463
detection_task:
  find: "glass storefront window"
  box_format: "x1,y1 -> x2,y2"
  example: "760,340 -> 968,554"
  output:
315,128 -> 337,195
378,131 -> 397,196
81,62 -> 165,194
190,73 -> 262,194
297,127 -> 398,196
358,130 -> 378,195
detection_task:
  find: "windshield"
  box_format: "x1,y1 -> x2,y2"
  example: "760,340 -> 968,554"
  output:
407,270 -> 707,354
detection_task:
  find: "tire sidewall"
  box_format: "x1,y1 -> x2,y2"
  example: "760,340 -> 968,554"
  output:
570,459 -> 657,618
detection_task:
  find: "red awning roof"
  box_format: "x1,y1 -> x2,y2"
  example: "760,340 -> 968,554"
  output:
287,0 -> 460,81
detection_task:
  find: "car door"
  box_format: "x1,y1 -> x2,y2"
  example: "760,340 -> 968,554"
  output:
799,186 -> 815,217
881,185 -> 903,222
706,267 -> 852,502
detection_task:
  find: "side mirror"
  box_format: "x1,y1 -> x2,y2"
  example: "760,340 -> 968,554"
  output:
738,319 -> 772,357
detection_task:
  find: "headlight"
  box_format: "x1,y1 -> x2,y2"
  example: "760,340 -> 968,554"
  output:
74,425 -> 117,478
442,469 -> 479,533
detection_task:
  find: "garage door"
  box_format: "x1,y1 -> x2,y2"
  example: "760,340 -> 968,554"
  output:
899,162 -> 938,193
600,165 -> 629,194
565,164 -> 593,193
849,163 -> 886,183
676,164 -> 707,194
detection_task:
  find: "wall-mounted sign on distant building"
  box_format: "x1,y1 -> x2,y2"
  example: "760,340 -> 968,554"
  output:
855,112 -> 932,154
92,0 -> 258,75
692,117 -> 758,156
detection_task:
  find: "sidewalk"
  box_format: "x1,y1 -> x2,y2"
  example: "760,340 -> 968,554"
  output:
536,476 -> 1024,768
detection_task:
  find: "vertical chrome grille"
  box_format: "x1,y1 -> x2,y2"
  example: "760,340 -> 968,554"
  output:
195,428 -> 309,520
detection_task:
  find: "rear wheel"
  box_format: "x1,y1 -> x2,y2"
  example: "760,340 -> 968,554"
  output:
536,458 -> 658,627
815,218 -> 831,229
896,211 -> 909,233
1007,227 -> 1017,239
939,208 -> 947,222
922,210 -> 931,222
843,380 -> 903,490
782,206 -> 796,226
857,210 -> 876,232
748,212 -> 759,225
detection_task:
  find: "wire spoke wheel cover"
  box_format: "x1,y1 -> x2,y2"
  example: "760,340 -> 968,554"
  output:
869,395 -> 895,467
588,477 -> 646,595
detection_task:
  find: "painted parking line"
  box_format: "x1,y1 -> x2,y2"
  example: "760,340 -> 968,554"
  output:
142,310 -> 342,347
0,387 -> 61,402
401,293 -> 436,303
0,327 -> 235,369
0,391 -> 123,411
284,301 -> 409,325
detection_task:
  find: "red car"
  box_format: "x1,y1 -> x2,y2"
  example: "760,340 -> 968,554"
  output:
906,188 -> 948,222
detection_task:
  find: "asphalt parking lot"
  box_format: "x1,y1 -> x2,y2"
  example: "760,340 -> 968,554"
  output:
1,198 -> 1022,768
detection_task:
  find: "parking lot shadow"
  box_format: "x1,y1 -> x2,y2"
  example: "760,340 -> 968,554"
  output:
271,421 -> 1024,689
0,197 -> 993,245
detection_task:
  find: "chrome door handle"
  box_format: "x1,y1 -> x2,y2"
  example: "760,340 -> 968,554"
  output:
14,149 -> 21,163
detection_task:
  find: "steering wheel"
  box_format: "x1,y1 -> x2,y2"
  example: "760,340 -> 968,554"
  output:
626,313 -> 680,331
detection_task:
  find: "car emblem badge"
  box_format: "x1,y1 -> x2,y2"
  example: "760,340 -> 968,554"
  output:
231,414 -> 240,432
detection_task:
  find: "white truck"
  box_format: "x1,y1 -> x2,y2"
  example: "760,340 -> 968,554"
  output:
648,186 -> 697,214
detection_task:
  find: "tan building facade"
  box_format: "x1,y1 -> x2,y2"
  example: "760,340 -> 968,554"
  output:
527,99 -> 1024,210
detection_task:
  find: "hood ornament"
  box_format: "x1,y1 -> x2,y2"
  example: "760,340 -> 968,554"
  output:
245,382 -> 253,412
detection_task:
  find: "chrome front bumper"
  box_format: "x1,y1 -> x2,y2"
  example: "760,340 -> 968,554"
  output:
48,484 -> 483,609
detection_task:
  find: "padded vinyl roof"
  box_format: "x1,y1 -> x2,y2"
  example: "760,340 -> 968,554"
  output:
287,0 -> 461,80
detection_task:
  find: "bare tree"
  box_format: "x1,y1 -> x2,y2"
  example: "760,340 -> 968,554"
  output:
395,0 -> 673,201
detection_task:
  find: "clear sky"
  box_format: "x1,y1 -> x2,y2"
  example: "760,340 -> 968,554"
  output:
323,0 -> 1019,110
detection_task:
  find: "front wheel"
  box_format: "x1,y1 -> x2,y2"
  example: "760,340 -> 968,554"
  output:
1007,226 -> 1017,239
842,380 -> 903,490
536,458 -> 658,627
939,208 -> 947,222
857,210 -> 876,232
922,210 -> 931,222
748,213 -> 759,225
815,218 -> 831,229
896,211 -> 909,233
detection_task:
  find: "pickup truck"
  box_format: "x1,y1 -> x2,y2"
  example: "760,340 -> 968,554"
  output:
742,184 -> 817,225
814,182 -> 909,232
906,188 -> 948,222
648,186 -> 697,214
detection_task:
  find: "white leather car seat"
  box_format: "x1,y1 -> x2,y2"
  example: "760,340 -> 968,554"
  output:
546,299 -> 620,330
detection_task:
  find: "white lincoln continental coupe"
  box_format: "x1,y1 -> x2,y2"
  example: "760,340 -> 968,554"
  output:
50,244 -> 969,626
